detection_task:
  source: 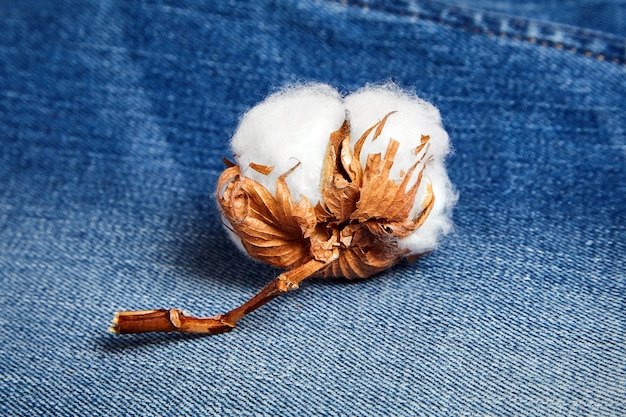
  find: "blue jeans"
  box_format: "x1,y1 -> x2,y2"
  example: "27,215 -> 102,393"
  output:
1,1 -> 624,415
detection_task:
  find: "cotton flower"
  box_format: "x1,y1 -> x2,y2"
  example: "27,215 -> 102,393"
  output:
111,83 -> 456,335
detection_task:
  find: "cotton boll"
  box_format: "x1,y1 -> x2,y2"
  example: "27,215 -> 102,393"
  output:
344,84 -> 457,255
230,83 -> 346,205
222,82 -> 456,271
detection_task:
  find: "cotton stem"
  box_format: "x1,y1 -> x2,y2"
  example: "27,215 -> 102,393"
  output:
109,258 -> 329,335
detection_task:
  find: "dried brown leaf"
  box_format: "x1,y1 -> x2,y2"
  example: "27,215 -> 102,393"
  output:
317,120 -> 362,223
217,165 -> 314,269
249,162 -> 275,175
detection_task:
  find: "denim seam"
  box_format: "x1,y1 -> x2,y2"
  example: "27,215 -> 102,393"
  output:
331,0 -> 626,66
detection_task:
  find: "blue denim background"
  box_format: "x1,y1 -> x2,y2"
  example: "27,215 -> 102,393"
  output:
1,0 -> 625,415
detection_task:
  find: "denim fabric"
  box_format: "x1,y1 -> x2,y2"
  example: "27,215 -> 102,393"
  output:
1,0 -> 625,416
450,0 -> 626,37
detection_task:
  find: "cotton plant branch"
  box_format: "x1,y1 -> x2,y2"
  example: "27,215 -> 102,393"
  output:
111,83 -> 456,336
111,258 -> 327,334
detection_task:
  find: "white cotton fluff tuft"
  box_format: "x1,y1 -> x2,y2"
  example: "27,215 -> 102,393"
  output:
227,83 -> 457,256
231,83 -> 346,205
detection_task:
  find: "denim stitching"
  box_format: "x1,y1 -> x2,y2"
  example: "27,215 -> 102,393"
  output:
331,0 -> 626,65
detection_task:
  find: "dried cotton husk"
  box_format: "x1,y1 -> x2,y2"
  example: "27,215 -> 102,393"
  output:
110,83 -> 456,335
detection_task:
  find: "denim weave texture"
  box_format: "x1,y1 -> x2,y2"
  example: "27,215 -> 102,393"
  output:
0,0 -> 625,416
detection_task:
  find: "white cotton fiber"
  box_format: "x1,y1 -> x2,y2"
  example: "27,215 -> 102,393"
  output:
228,83 -> 456,256
231,83 -> 346,205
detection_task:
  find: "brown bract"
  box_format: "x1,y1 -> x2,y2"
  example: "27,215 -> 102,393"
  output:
218,112 -> 435,279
